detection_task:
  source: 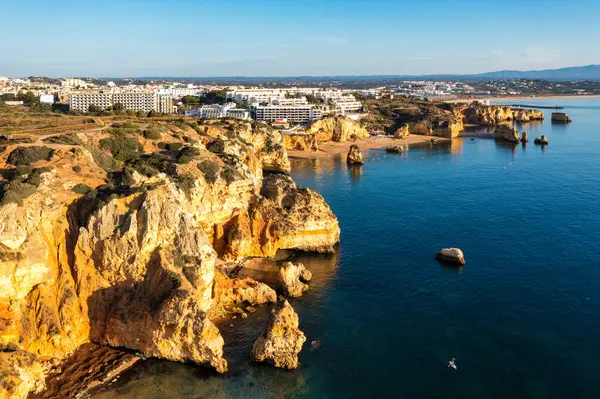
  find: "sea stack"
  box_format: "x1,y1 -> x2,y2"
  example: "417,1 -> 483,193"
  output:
520,131 -> 528,143
534,135 -> 549,145
347,144 -> 364,165
251,300 -> 306,369
278,262 -> 312,298
551,112 -> 572,123
435,248 -> 466,265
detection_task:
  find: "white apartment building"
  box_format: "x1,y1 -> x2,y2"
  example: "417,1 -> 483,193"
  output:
255,105 -> 322,123
272,97 -> 309,106
226,109 -> 251,120
334,101 -> 363,114
156,87 -> 202,98
70,93 -> 112,111
61,78 -> 88,88
69,92 -> 168,113
155,94 -> 174,114
184,103 -> 249,119
112,92 -> 155,112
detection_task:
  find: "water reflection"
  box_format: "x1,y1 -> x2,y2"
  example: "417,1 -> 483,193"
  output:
347,164 -> 362,184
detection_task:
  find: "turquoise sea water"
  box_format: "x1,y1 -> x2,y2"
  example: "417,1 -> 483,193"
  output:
94,98 -> 600,399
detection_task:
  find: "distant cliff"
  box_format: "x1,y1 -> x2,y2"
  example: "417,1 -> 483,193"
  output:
460,104 -> 544,125
307,116 -> 370,142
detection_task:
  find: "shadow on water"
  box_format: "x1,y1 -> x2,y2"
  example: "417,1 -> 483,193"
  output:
347,164 -> 362,184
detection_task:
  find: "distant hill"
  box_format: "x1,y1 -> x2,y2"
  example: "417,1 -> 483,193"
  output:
107,65 -> 600,84
473,65 -> 600,80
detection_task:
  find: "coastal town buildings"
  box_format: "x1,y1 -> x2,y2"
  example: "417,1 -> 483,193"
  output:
255,105 -> 322,123
61,78 -> 88,88
155,94 -> 174,114
184,103 -> 249,120
69,92 -> 171,113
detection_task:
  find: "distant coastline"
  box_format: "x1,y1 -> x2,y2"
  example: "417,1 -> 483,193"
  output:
443,94 -> 600,103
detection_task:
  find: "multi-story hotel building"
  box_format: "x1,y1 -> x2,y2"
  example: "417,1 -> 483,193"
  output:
155,94 -> 174,114
69,92 -> 172,113
255,105 -> 322,123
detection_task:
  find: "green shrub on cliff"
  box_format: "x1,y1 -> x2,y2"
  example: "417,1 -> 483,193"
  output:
7,146 -> 55,166
127,152 -> 175,177
71,183 -> 93,195
99,137 -> 144,162
0,167 -> 53,205
165,142 -> 184,151
220,166 -> 241,184
177,146 -> 201,164
197,159 -> 220,184
143,127 -> 163,140
43,134 -> 83,146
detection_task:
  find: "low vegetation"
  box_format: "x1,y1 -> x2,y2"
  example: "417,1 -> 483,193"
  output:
0,167 -> 53,205
43,134 -> 83,146
197,159 -> 220,184
7,146 -> 55,166
99,137 -> 143,162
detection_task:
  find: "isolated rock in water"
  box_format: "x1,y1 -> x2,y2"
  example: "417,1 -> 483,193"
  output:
278,262 -> 312,297
494,124 -> 520,143
534,135 -> 549,145
520,131 -> 528,143
435,248 -> 466,265
385,145 -> 404,154
251,300 -> 306,369
347,144 -> 364,165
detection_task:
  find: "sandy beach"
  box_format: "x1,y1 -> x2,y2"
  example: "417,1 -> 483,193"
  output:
287,135 -> 449,159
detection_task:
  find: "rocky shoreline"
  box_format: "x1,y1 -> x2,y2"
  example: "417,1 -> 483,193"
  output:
0,119 -> 340,398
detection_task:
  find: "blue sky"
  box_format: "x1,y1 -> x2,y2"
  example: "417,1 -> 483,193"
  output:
2,0 -> 599,77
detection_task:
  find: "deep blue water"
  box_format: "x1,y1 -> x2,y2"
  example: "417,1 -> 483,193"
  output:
94,98 -> 600,399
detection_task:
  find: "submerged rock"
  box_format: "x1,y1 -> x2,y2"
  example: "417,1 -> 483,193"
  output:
385,145 -> 404,154
534,135 -> 549,145
435,248 -> 466,265
347,144 -> 364,165
278,262 -> 312,297
251,300 -> 306,369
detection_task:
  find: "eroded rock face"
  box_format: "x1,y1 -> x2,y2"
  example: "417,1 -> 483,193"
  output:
210,271 -> 277,318
534,135 -> 549,145
0,119 -> 340,398
278,262 -> 312,297
307,116 -> 370,143
0,351 -> 46,399
394,124 -> 410,139
461,105 -> 544,126
225,173 -> 340,259
347,145 -> 364,165
251,300 -> 306,369
494,124 -> 520,143
283,133 -> 319,152
436,248 -> 466,265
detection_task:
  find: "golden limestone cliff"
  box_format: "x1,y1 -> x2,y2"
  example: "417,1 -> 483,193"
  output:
0,119 -> 339,398
282,133 -> 319,152
460,104 -> 544,126
306,116 -> 370,143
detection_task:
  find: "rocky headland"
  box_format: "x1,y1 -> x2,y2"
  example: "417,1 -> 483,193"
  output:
285,100 -> 547,158
0,118 -> 340,398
